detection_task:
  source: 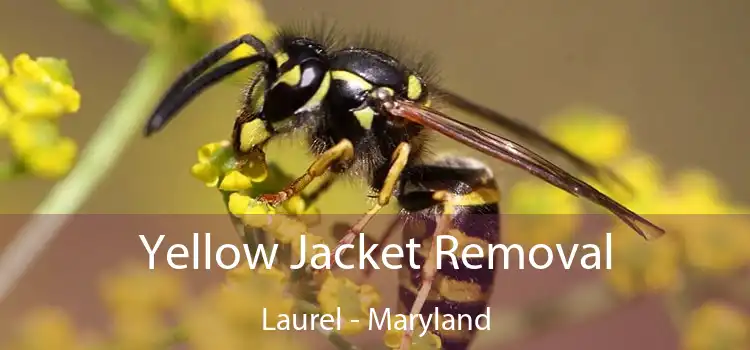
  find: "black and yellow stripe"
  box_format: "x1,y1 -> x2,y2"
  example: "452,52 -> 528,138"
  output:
397,157 -> 500,350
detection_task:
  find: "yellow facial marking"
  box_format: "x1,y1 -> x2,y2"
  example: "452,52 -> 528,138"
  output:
331,70 -> 373,90
274,52 -> 289,67
274,65 -> 301,88
407,75 -> 423,100
239,119 -> 270,152
353,107 -> 376,129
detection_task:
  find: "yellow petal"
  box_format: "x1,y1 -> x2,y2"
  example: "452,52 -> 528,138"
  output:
19,308 -> 79,350
544,109 -> 631,163
12,54 -> 75,84
3,75 -> 73,118
12,53 -> 51,81
0,99 -> 12,135
190,162 -> 219,187
50,82 -> 81,113
24,137 -> 78,178
222,0 -> 277,60
383,328 -> 405,349
168,0 -> 227,23
227,193 -> 252,216
197,141 -> 225,163
506,180 -> 582,214
684,301 -> 749,350
0,54 -> 8,85
269,217 -> 306,243
219,170 -> 253,191
282,196 -> 306,215
7,118 -> 61,156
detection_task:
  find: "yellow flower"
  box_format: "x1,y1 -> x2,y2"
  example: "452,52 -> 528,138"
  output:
227,192 -> 277,227
227,192 -> 252,216
14,308 -> 82,350
23,136 -> 77,178
0,53 -> 8,85
191,162 -> 220,186
12,54 -> 75,85
544,108 -> 631,163
7,117 -> 56,155
683,301 -> 749,350
681,214 -> 750,273
504,179 -> 582,246
101,264 -> 183,314
4,54 -> 80,117
0,98 -> 12,135
190,141 -> 268,189
197,141 -> 226,163
507,179 -> 583,215
383,314 -> 443,350
603,153 -> 666,212
664,169 -> 733,214
183,268 -> 299,350
219,169 -> 253,191
191,141 -> 229,187
99,266 -> 184,349
318,275 -> 381,335
210,272 -> 292,330
7,118 -> 78,178
283,195 -> 307,215
168,0 -> 227,23
219,0 -> 277,60
266,215 -> 308,243
111,309 -> 167,350
226,265 -> 289,286
604,227 -> 681,297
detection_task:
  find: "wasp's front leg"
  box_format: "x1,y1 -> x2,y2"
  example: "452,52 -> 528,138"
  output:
258,139 -> 355,205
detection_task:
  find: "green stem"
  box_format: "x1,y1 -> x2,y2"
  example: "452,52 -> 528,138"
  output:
0,49 -> 174,303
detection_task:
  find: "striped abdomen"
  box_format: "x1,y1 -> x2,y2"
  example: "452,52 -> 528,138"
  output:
396,157 -> 501,350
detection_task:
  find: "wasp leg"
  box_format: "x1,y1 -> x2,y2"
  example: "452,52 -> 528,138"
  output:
301,171 -> 339,208
331,142 -> 411,254
259,139 -> 354,205
356,216 -> 403,283
397,156 -> 501,350
399,192 -> 454,350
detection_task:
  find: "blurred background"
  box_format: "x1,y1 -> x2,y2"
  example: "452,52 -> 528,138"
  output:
0,0 -> 748,349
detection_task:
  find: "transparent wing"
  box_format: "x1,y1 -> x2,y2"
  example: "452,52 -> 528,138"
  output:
385,98 -> 665,240
434,87 -> 633,195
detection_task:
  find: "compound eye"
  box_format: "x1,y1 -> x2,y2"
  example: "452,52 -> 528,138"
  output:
406,74 -> 427,102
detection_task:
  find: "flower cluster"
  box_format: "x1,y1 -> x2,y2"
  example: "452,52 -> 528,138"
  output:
0,53 -> 80,179
505,108 -> 750,292
510,108 -> 750,348
4,264 -> 304,350
683,301 -> 749,350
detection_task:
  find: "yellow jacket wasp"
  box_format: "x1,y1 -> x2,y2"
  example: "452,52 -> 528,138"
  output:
144,24 -> 665,350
